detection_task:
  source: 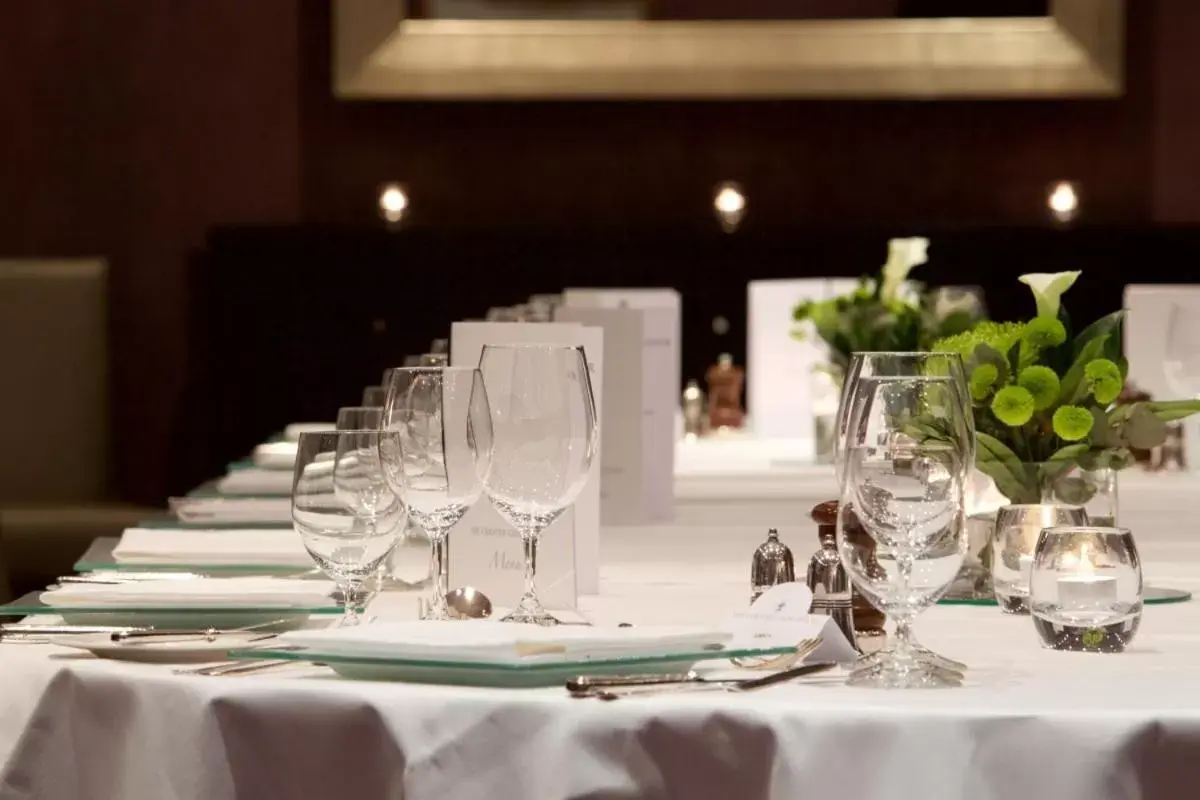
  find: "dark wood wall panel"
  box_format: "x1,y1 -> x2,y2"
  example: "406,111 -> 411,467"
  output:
1,0 -> 1198,503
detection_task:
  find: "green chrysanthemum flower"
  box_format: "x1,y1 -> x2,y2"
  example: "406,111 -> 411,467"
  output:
1017,365 -> 1061,411
1084,358 -> 1123,405
991,386 -> 1036,427
969,363 -> 999,401
1022,317 -> 1068,350
931,321 -> 1025,362
1052,405 -> 1094,441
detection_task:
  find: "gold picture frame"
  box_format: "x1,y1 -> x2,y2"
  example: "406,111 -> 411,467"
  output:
333,0 -> 1123,99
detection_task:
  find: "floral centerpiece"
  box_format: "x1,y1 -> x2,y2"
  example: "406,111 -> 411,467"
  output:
791,237 -> 985,377
931,271 -> 1200,508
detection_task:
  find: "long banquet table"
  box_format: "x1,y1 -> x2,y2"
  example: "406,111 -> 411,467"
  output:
4,519 -> 1200,800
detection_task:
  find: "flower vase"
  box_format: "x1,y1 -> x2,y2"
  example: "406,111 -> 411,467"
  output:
812,365 -> 843,464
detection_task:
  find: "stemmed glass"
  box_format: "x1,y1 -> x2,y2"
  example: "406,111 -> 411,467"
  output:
337,406 -> 382,431
835,353 -> 973,686
378,367 -> 493,620
478,344 -> 599,625
291,431 -> 408,626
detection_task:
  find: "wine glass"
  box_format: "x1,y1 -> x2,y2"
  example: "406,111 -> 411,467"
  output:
478,344 -> 598,625
378,367 -> 493,620
1165,304 -> 1200,398
837,368 -> 972,688
292,431 -> 407,626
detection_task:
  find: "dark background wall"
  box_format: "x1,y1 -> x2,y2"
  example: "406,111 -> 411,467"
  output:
2,0 -> 1199,505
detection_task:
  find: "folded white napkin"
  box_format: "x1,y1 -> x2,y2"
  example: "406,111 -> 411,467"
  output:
217,469 -> 294,496
41,577 -> 335,609
170,497 -> 292,524
253,442 -> 298,470
275,621 -> 732,664
112,528 -> 312,567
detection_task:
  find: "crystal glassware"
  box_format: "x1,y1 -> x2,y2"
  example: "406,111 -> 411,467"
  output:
362,386 -> 387,407
835,351 -> 974,676
378,367 -> 493,621
1030,525 -> 1143,652
478,344 -> 598,625
837,368 -> 972,688
991,503 -> 1089,614
336,406 -> 383,431
291,431 -> 407,626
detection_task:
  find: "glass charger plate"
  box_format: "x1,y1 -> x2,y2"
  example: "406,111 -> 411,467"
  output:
225,644 -> 799,688
939,586 -> 1192,606
0,592 -> 340,629
74,538 -> 311,576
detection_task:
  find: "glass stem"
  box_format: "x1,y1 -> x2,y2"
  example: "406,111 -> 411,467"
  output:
520,529 -> 539,604
893,552 -> 916,659
427,531 -> 449,618
339,580 -> 362,627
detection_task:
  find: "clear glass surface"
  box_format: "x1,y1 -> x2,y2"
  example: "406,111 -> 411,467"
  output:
479,344 -> 599,625
362,386 -> 387,408
836,365 -> 971,688
336,406 -> 383,431
1030,525 -> 1143,652
991,503 -> 1088,614
292,431 -> 407,625
378,367 -> 493,620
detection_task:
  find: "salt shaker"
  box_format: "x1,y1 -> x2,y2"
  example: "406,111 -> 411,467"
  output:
751,529 -> 795,603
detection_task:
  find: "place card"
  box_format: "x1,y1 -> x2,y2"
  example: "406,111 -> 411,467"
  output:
449,321 -> 604,601
721,582 -> 858,664
746,278 -> 858,443
556,296 -> 676,525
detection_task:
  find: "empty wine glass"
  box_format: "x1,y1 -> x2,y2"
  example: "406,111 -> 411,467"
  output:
292,431 -> 407,626
1165,303 -> 1200,398
837,371 -> 971,688
479,344 -> 598,625
379,367 -> 493,620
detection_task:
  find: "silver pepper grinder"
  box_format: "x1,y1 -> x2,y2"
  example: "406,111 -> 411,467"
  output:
750,529 -> 795,603
805,516 -> 861,654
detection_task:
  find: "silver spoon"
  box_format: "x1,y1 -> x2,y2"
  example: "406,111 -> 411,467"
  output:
445,587 -> 493,620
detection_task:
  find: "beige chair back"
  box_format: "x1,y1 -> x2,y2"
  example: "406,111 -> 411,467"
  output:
0,260 -> 109,503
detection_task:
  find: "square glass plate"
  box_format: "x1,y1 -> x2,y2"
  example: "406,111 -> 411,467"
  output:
225,643 -> 799,688
74,538 -> 311,576
0,591 -> 340,629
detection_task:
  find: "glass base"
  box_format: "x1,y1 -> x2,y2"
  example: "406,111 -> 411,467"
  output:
857,642 -> 965,675
847,652 -> 964,689
500,607 -> 560,626
1033,614 -> 1141,653
996,593 -> 1030,615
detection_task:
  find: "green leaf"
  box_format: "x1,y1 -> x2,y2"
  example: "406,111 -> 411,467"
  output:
1038,443 -> 1091,485
1072,311 -> 1125,360
1121,404 -> 1169,450
1147,400 -> 1200,423
1051,476 -> 1098,506
1058,334 -> 1108,405
1089,407 -> 1121,449
975,432 -> 1036,502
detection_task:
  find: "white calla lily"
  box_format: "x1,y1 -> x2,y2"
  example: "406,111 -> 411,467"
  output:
1018,271 -> 1081,319
880,237 -> 929,303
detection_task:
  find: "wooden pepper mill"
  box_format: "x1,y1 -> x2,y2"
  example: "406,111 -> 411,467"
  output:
810,501 -> 887,653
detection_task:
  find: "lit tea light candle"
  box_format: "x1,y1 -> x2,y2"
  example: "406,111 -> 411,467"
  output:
1058,543 -> 1117,607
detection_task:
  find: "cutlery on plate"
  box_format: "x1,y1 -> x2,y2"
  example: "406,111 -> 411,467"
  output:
110,618 -> 290,644
584,661 -> 839,700
1,624 -> 154,638
566,637 -> 823,695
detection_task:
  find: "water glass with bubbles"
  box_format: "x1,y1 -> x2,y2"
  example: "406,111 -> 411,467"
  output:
292,431 -> 407,626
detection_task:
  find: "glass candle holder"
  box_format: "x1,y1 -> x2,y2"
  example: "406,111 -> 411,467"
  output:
1030,526 -> 1143,653
991,504 -> 1088,614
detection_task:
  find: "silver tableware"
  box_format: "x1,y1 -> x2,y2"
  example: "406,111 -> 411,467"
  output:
445,586 -> 493,620
751,528 -> 795,603
582,661 -> 839,700
110,618 -> 289,644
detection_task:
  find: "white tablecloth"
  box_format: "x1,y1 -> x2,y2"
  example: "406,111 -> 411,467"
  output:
4,521 -> 1200,800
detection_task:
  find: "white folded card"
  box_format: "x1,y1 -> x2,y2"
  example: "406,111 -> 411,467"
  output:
556,300 -> 676,525
252,442 -> 298,470
722,582 -> 858,664
112,528 -> 312,567
275,621 -> 730,664
449,321 -> 604,602
284,423 -> 334,442
217,468 -> 293,496
40,578 -> 334,609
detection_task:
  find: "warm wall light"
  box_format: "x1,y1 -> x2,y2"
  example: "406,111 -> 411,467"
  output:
378,182 -> 409,224
713,181 -> 746,233
1047,181 -> 1080,224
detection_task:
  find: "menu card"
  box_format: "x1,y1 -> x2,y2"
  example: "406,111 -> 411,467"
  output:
450,321 -> 604,601
555,298 -> 676,525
